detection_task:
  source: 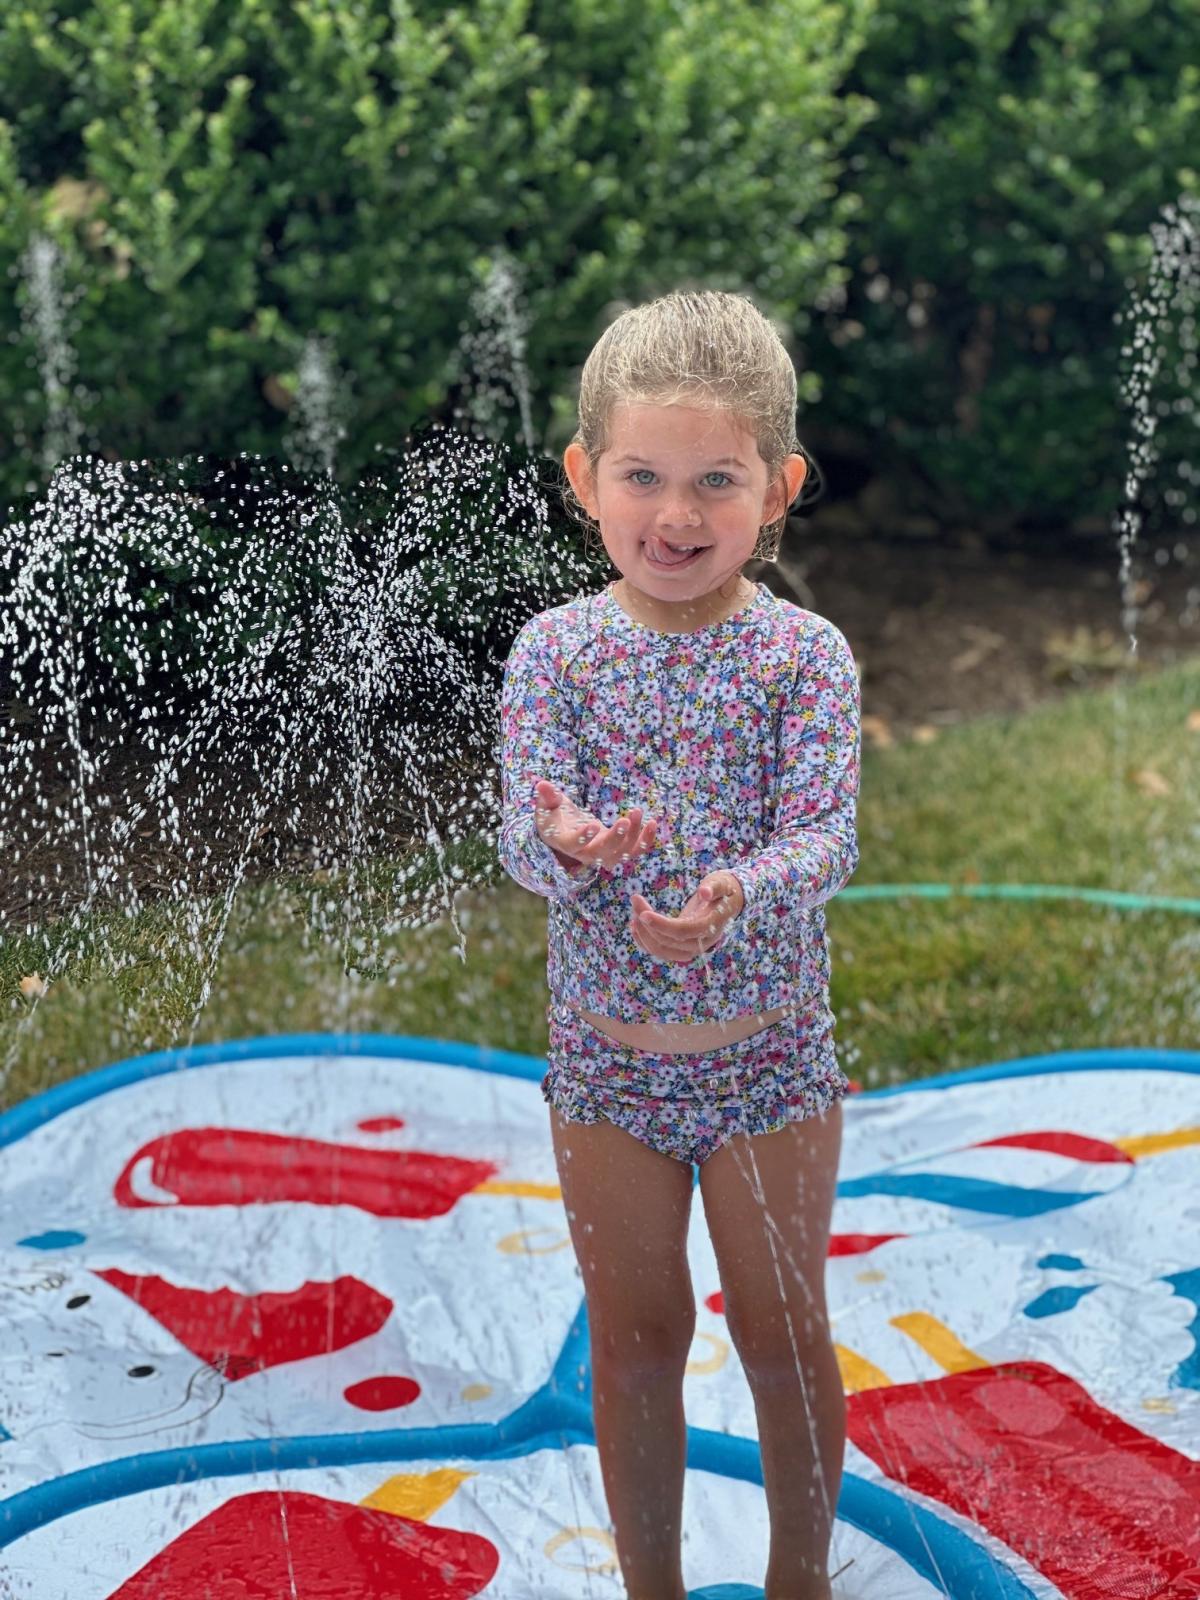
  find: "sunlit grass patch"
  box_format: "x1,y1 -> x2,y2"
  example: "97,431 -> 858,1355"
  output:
2,660 -> 1197,1108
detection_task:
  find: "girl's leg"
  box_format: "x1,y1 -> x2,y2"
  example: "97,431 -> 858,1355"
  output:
698,1098 -> 845,1600
549,1104 -> 697,1600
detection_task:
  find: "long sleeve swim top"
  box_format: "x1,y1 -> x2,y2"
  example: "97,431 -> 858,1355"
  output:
495,580 -> 861,1027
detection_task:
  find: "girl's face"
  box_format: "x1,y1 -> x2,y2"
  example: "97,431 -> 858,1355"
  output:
565,402 -> 802,611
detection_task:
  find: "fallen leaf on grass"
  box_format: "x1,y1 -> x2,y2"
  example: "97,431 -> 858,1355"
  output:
911,725 -> 939,745
1130,767 -> 1171,797
1187,710 -> 1200,733
862,713 -> 894,749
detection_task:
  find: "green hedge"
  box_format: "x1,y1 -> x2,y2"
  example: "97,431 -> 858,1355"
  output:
806,0 -> 1200,529
1,0 -> 1196,534
0,0 -> 871,507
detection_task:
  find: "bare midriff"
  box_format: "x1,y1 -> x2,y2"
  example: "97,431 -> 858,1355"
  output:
574,1002 -> 792,1054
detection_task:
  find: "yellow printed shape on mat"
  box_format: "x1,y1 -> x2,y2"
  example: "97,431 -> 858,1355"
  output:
360,1466 -> 476,1520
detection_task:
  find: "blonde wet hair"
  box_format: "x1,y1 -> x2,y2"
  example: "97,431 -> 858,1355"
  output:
562,287 -> 819,563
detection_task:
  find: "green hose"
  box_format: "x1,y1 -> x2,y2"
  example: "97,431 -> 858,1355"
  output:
840,883 -> 1200,917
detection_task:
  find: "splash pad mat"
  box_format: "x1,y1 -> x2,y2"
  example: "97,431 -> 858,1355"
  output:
2,1035 -> 1198,1598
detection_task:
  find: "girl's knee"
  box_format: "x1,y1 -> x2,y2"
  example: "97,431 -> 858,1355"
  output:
589,1302 -> 697,1378
730,1304 -> 834,1384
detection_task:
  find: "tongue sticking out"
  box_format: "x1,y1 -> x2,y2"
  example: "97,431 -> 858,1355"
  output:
646,537 -> 701,567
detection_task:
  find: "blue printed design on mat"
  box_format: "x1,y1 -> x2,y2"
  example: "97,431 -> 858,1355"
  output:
1024,1283 -> 1101,1318
16,1230 -> 87,1251
836,1171 -> 1099,1217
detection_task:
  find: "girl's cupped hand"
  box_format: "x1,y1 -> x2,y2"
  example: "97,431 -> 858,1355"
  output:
631,874 -> 745,965
532,779 -> 744,963
533,779 -> 658,869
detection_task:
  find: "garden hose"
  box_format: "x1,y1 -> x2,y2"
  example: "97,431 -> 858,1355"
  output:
840,883 -> 1200,917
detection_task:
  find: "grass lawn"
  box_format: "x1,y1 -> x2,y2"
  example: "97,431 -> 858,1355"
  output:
2,657 -> 1197,1111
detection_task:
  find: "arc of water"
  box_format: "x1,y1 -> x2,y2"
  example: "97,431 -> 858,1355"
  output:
18,233 -> 85,476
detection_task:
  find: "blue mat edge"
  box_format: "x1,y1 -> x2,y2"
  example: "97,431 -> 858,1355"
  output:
3,1031 -> 1199,1148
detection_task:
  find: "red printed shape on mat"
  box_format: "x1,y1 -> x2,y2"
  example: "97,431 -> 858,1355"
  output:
113,1127 -> 499,1219
344,1375 -> 421,1412
847,1359 -> 1200,1599
973,1130 -> 1134,1164
96,1269 -> 393,1380
108,1489 -> 499,1598
828,1232 -> 908,1256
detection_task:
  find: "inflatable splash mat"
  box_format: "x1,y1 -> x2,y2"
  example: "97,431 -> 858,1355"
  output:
1,1034 -> 1198,1598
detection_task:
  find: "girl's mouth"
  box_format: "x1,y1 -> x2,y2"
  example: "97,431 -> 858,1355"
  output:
643,536 -> 708,569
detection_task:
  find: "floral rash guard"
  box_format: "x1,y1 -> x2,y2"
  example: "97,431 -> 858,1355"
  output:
496,580 -> 861,1029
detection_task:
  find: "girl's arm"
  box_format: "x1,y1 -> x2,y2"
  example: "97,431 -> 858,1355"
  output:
496,620 -> 600,903
729,617 -> 861,922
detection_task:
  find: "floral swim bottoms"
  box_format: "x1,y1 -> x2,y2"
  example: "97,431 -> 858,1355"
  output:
543,1000 -> 850,1168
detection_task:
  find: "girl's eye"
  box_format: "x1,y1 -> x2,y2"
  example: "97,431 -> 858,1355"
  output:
625,470 -> 732,488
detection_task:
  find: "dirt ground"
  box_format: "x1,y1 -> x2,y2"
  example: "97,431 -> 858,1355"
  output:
756,524 -> 1199,747
4,527 -> 1198,932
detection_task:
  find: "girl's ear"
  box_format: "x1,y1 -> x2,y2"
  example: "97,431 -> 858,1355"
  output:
766,454 -> 807,522
563,442 -> 599,519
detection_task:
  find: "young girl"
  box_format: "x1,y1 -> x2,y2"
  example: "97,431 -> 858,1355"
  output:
497,289 -> 860,1600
